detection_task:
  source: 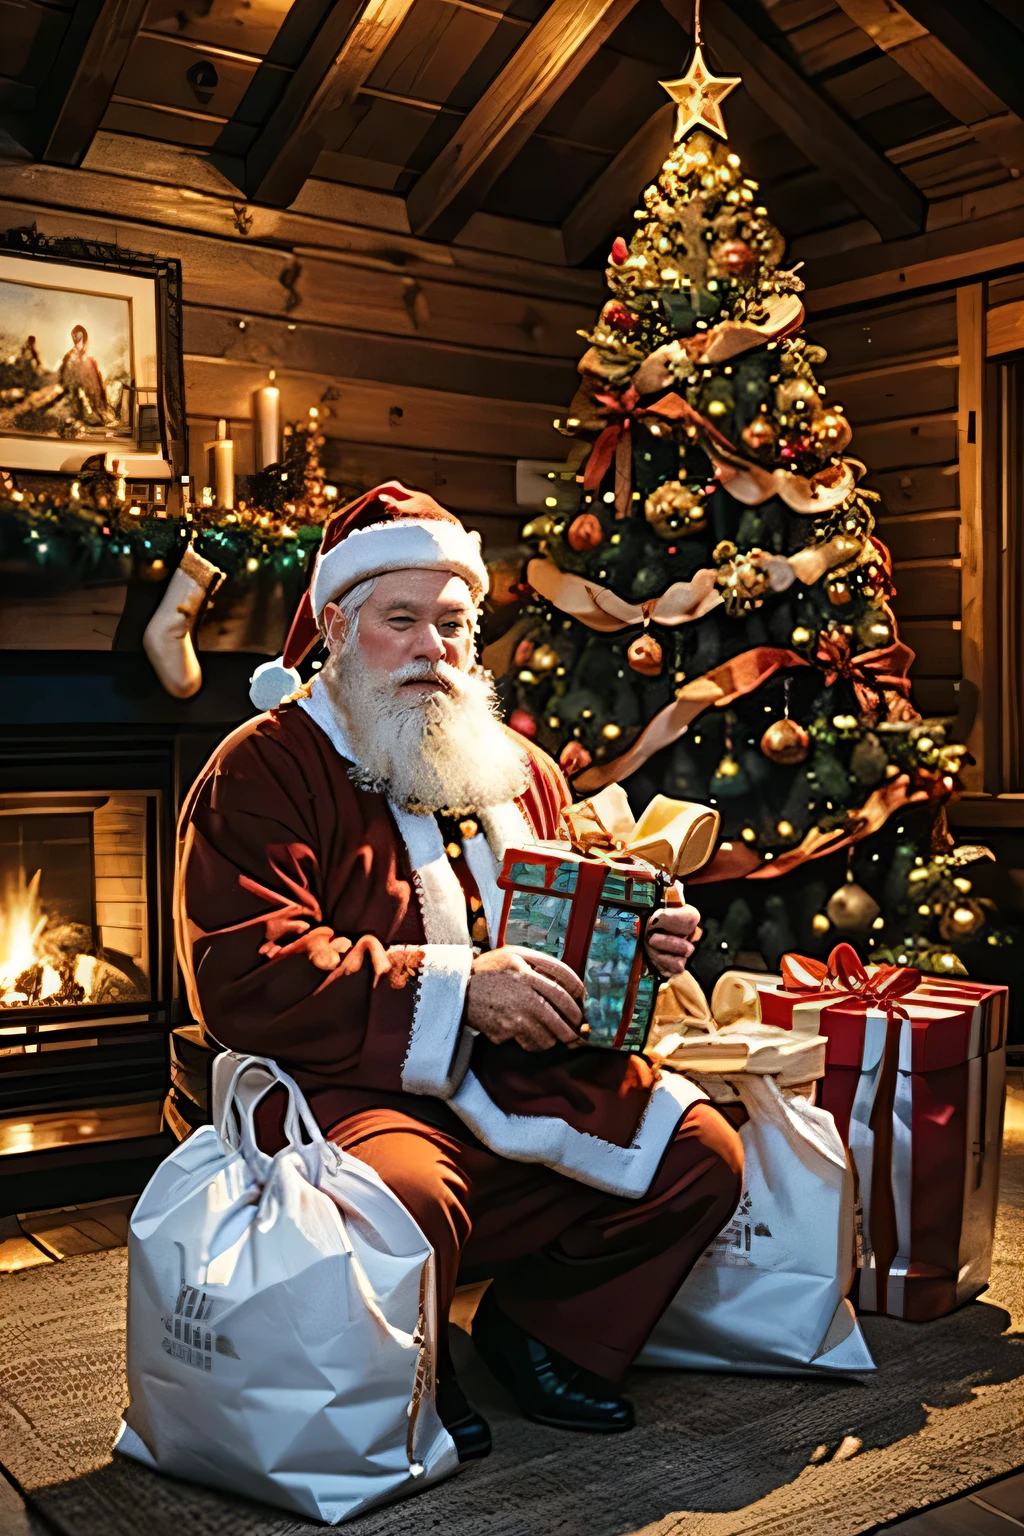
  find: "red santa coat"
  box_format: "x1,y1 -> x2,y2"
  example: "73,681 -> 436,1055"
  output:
176,678 -> 705,1198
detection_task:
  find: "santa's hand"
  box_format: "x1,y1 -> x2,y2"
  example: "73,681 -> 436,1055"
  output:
645,900 -> 702,977
467,946 -> 585,1052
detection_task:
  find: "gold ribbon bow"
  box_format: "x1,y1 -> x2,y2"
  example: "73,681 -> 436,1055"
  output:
559,784 -> 720,880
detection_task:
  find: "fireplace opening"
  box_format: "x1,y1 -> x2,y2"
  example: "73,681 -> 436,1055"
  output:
0,792 -> 153,1016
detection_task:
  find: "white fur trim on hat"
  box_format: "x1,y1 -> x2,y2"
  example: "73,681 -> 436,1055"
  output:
311,517 -> 489,618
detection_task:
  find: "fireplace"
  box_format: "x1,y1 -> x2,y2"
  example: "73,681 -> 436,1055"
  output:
0,791 -> 156,1016
0,649 -> 255,1215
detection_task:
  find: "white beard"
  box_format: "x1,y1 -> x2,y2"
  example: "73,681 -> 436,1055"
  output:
321,642 -> 530,815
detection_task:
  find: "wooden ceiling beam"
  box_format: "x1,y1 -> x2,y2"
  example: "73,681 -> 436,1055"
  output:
658,0 -> 926,242
405,0 -> 641,244
561,101 -> 674,265
897,0 -> 1024,122
833,0 -> 1006,125
31,0 -> 149,166
245,0 -> 417,208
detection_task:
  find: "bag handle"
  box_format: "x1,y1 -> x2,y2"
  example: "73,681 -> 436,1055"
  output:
212,1052 -> 325,1184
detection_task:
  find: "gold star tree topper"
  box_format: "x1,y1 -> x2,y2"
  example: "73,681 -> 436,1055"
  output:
659,41 -> 740,142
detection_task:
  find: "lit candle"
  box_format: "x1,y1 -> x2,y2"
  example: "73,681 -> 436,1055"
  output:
205,418 -> 235,510
253,370 -> 281,469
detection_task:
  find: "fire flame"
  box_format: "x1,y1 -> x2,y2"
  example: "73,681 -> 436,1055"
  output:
0,866 -> 139,1008
0,869 -> 48,998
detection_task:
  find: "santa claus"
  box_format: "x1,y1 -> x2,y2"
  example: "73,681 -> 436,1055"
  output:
176,483 -> 742,1462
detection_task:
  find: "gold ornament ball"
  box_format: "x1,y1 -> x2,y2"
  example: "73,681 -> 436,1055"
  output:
716,754 -> 740,778
812,913 -> 831,935
791,625 -> 813,647
825,881 -> 881,933
741,826 -> 757,843
627,632 -> 664,676
645,481 -> 706,540
602,722 -> 622,740
777,819 -> 795,839
531,643 -> 559,672
760,717 -> 810,765
938,898 -> 986,942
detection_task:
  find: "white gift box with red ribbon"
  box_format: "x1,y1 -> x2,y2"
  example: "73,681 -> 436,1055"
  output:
745,946 -> 1008,1321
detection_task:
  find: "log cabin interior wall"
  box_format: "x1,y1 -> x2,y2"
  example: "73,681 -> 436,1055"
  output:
1,0 -> 1023,814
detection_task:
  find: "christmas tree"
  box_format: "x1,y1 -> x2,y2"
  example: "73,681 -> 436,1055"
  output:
503,34 -> 1012,990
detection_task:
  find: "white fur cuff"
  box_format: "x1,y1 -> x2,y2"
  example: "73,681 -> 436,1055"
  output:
401,943 -> 474,1097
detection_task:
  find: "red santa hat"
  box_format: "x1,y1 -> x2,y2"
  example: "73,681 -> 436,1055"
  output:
249,481 -> 489,710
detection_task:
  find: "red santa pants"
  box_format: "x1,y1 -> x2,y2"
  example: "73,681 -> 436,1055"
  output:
321,1100 -> 743,1382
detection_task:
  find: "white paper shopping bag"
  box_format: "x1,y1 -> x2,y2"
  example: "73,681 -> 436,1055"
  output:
639,1076 -> 874,1376
115,1053 -> 458,1522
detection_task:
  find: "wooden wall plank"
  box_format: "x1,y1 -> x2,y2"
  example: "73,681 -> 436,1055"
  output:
867,463 -> 958,514
323,439 -> 521,517
853,413 -> 958,471
956,283 -> 996,792
182,305 -> 575,403
987,299 -> 1024,358
184,356 -> 566,459
876,510 -> 960,561
805,205 -> 1024,313
831,356 -> 957,424
899,619 -> 961,676
890,556 -> 961,618
0,157 -> 604,309
810,293 -> 958,374
0,192 -> 592,386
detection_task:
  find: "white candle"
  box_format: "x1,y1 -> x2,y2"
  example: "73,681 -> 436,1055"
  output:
205,418 -> 235,510
253,371 -> 281,469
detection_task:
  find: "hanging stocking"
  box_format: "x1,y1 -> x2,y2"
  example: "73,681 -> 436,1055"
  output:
143,543 -> 225,699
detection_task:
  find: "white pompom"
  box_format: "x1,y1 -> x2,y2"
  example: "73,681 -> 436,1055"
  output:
249,658 -> 302,711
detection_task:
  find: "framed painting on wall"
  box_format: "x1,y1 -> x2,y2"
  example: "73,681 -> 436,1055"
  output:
0,225 -> 186,479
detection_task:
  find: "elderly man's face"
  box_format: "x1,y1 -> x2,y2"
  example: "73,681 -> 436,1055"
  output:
322,568 -> 475,692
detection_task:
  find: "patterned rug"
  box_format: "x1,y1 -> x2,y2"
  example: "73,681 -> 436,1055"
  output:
0,1135 -> 1020,1536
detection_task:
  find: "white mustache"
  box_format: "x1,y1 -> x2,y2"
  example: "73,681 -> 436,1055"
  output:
387,660 -> 467,695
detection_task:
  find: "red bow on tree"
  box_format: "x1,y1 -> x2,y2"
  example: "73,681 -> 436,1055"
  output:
814,629 -> 915,722
781,942 -> 921,1016
583,386 -> 692,515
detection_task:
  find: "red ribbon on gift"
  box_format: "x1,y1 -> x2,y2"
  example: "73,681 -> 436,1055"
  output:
815,630 -> 915,722
781,942 -> 921,1015
781,942 -> 921,1314
583,387 -> 694,516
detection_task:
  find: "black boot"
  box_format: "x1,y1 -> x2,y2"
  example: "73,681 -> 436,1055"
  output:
471,1285 -> 635,1433
435,1373 -> 492,1462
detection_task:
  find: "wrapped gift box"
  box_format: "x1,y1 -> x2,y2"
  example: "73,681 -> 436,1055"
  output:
496,845 -> 662,1051
495,786 -> 720,1054
646,967 -> 827,1091
739,946 -> 1008,1321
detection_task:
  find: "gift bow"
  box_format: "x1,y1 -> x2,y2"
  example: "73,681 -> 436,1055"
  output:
815,631 -> 915,721
781,942 -> 921,1016
560,783 -> 720,880
583,386 -> 693,516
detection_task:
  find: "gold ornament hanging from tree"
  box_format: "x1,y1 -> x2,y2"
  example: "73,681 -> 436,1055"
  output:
645,481 -> 707,539
825,881 -> 880,933
760,717 -> 809,764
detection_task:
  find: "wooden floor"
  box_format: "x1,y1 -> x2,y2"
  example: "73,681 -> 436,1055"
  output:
1,1072 -> 1021,1534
